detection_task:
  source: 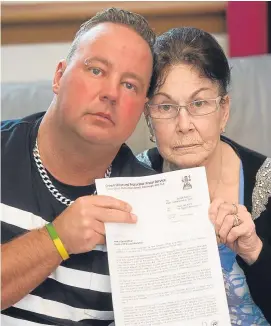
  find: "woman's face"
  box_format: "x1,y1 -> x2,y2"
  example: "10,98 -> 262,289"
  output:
148,64 -> 229,168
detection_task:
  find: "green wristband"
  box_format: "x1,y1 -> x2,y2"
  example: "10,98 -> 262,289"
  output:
45,223 -> 70,260
46,223 -> 59,240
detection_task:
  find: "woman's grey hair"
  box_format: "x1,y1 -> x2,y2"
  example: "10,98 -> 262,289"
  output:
148,27 -> 231,98
66,7 -> 156,63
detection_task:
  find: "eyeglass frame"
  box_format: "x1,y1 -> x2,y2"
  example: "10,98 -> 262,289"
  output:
146,96 -> 223,119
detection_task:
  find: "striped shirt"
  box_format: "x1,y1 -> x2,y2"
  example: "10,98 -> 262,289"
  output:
1,113 -> 155,326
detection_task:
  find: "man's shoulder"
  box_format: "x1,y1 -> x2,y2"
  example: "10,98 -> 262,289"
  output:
1,112 -> 45,209
1,112 -> 44,152
1,112 -> 44,138
114,144 -> 158,177
1,112 -> 45,131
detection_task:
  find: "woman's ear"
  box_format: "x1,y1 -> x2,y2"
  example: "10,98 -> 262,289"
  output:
144,107 -> 156,143
220,94 -> 230,133
52,60 -> 67,95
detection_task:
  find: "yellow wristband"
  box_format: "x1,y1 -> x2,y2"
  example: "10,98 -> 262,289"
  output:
45,223 -> 70,260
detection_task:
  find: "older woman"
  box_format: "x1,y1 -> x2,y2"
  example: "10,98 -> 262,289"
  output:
138,27 -> 271,324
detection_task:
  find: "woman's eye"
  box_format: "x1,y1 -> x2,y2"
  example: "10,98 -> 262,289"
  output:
124,82 -> 136,91
159,104 -> 172,111
193,100 -> 206,107
89,68 -> 102,76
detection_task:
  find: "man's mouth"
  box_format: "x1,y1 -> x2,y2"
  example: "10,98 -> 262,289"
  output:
93,112 -> 113,123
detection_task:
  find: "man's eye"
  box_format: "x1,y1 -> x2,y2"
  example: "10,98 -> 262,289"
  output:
89,68 -> 102,76
123,82 -> 136,91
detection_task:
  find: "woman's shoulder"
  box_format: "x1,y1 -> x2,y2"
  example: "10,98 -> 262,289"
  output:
222,136 -> 271,220
228,137 -> 271,221
222,135 -> 267,164
222,136 -> 269,183
251,157 -> 271,220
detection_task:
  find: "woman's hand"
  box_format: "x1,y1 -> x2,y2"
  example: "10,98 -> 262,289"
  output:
209,198 -> 263,265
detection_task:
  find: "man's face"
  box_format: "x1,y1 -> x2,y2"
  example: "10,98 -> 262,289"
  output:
53,23 -> 153,147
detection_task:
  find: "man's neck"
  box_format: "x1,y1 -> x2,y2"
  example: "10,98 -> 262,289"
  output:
37,110 -> 120,186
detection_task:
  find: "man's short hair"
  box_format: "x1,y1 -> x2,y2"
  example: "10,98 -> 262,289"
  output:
66,7 -> 156,63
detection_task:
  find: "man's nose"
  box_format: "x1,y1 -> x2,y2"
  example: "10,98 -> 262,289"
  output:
99,78 -> 119,104
176,107 -> 193,133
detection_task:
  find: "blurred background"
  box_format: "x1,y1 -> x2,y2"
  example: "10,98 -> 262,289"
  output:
1,1 -> 271,155
1,1 -> 270,82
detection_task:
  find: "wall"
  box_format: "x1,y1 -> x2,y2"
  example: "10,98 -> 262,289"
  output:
1,34 -> 228,83
2,1 -> 228,82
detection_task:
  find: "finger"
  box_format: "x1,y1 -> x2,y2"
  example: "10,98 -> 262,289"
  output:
77,195 -> 132,212
209,199 -> 240,219
216,234 -> 222,245
209,198 -> 225,220
95,207 -> 137,224
226,222 -> 255,245
237,204 -> 247,213
91,232 -> 106,247
215,202 -> 236,234
91,219 -> 105,236
218,214 -> 235,244
96,234 -> 106,245
82,231 -> 106,252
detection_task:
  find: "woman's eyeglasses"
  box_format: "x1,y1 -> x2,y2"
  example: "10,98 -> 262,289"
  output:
146,96 -> 222,119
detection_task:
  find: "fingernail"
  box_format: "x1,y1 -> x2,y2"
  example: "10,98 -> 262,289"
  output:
131,213 -> 137,222
209,214 -> 215,223
126,204 -> 132,212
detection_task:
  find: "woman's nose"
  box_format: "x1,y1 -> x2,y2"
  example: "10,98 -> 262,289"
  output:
176,107 -> 193,133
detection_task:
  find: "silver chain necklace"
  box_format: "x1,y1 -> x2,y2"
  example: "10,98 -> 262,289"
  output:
33,139 -> 112,206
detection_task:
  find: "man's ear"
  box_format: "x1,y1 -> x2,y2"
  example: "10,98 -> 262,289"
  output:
220,94 -> 230,132
52,60 -> 67,95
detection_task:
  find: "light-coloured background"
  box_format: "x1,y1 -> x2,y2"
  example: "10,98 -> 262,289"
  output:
1,34 -> 228,83
2,1 -> 228,82
2,1 -> 271,157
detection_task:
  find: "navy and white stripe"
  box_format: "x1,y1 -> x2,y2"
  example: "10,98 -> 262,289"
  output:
1,204 -> 114,325
1,113 -> 155,325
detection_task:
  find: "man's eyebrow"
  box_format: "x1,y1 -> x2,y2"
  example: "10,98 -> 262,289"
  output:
84,57 -> 112,67
122,72 -> 145,89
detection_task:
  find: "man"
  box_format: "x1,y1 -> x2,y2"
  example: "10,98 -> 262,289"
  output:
1,8 -> 155,325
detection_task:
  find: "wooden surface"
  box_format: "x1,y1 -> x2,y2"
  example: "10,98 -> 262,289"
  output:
2,1 -> 227,45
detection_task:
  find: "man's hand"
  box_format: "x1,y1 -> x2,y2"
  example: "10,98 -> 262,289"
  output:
53,195 -> 136,254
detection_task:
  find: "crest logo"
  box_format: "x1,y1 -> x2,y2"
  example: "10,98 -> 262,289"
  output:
182,175 -> 192,190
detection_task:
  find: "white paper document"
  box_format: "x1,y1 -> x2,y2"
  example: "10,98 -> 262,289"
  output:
96,167 -> 231,326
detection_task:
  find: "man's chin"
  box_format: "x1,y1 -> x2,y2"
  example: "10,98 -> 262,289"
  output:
82,133 -> 126,148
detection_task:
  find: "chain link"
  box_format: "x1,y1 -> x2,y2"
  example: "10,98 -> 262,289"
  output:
33,139 -> 112,206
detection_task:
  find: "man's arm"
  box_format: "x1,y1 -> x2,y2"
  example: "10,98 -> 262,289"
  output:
1,227 -> 62,310
1,195 -> 135,310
